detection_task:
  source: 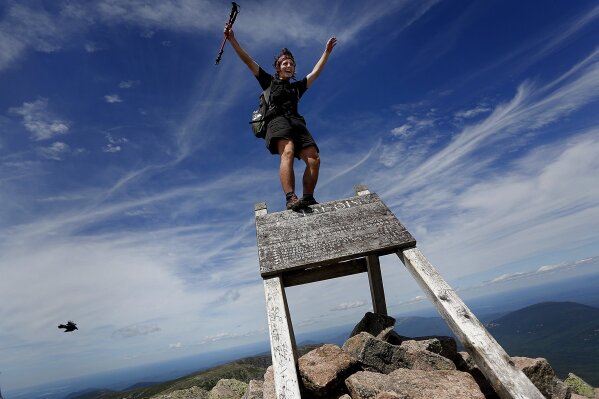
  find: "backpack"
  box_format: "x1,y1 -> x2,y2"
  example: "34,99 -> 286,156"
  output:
249,84 -> 272,139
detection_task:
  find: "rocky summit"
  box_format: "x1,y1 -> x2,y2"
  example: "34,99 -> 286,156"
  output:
152,312 -> 598,399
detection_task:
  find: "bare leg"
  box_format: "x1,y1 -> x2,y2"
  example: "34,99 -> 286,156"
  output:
299,145 -> 320,196
277,139 -> 295,194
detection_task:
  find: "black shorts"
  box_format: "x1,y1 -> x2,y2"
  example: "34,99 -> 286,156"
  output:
265,115 -> 319,159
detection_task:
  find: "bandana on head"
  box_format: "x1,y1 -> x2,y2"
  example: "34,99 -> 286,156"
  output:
277,55 -> 295,67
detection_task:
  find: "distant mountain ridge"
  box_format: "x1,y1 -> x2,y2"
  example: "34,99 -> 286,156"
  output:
487,301 -> 599,385
67,301 -> 599,398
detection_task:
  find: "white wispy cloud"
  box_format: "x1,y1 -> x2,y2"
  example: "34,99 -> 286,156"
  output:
454,105 -> 491,119
382,47 -> 599,204
104,94 -> 123,103
330,301 -> 366,311
1,1 -> 439,74
37,142 -> 70,160
102,133 -> 128,153
112,325 -> 162,339
9,98 -> 70,141
119,80 -> 141,89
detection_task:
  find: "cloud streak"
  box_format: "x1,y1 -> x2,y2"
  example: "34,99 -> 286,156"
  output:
9,98 -> 70,141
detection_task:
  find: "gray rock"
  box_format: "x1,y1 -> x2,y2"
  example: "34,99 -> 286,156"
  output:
375,393 -> 404,399
407,347 -> 456,371
343,332 -> 454,374
345,369 -> 485,399
384,330 -> 409,346
564,373 -> 594,398
298,344 -> 358,396
262,367 -> 276,399
241,380 -> 263,399
150,386 -> 209,399
349,312 -> 396,338
412,335 -> 458,360
343,332 -> 410,373
208,379 -> 248,399
208,379 -> 247,399
455,351 -> 499,399
512,356 -> 571,399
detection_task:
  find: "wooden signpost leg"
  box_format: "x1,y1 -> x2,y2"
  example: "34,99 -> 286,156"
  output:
366,255 -> 388,315
397,248 -> 545,399
263,276 -> 301,399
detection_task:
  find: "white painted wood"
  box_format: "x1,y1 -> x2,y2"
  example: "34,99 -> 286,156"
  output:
366,255 -> 387,315
397,248 -> 545,399
354,184 -> 371,196
255,202 -> 268,217
263,276 -> 301,399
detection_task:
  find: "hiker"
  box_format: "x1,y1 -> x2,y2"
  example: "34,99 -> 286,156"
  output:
224,24 -> 336,210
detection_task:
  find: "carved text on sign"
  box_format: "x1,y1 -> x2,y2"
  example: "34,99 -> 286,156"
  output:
256,193 -> 416,276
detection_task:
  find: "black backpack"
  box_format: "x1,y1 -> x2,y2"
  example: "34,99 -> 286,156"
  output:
250,84 -> 272,139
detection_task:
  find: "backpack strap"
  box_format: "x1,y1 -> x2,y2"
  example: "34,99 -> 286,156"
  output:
263,81 -> 273,106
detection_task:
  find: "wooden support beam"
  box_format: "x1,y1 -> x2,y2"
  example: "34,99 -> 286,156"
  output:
263,276 -> 301,399
366,255 -> 387,315
283,257 -> 368,287
397,248 -> 545,399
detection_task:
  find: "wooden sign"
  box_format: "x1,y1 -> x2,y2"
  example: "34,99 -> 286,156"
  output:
256,193 -> 416,276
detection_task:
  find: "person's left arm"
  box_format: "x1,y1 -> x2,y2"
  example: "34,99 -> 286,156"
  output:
306,37 -> 337,88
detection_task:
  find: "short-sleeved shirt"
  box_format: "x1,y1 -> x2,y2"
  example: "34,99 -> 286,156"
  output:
255,67 -> 318,157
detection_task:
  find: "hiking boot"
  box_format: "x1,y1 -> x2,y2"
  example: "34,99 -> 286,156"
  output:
286,193 -> 300,210
303,196 -> 318,206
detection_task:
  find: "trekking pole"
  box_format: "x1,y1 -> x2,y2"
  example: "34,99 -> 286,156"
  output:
215,2 -> 240,65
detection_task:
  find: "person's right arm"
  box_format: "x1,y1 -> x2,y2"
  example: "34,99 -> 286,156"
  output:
225,25 -> 259,77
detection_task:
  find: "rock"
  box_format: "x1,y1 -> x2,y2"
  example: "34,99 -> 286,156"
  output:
339,395 -> 352,399
412,336 -> 458,360
241,380 -> 264,399
408,348 -> 456,371
564,373 -> 594,398
208,379 -> 247,399
349,312 -> 396,338
572,394 -> 590,399
343,332 -> 410,373
343,332 -> 455,373
298,344 -> 359,396
512,357 -> 571,399
455,351 -> 499,399
151,386 -> 209,399
263,366 -> 276,399
375,392 -> 404,399
345,369 -> 485,399
384,330 -> 409,345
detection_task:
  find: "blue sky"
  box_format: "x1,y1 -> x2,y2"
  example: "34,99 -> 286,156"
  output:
1,0 -> 599,392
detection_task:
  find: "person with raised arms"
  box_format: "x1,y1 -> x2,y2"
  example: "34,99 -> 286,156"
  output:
225,23 -> 336,211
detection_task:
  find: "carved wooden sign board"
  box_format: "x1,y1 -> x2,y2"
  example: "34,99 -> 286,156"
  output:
256,193 -> 416,276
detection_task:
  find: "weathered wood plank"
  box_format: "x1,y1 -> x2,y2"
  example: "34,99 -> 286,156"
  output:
263,276 -> 301,399
366,255 -> 387,315
282,257 -> 368,287
256,193 -> 416,276
397,248 -> 545,399
354,184 -> 370,196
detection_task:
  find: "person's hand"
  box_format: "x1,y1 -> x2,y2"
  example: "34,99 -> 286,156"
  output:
325,37 -> 337,53
224,23 -> 234,40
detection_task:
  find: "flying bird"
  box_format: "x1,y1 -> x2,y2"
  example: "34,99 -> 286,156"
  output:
58,321 -> 78,332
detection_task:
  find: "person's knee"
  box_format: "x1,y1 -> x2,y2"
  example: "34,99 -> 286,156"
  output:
278,140 -> 295,160
281,146 -> 294,161
305,150 -> 320,168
